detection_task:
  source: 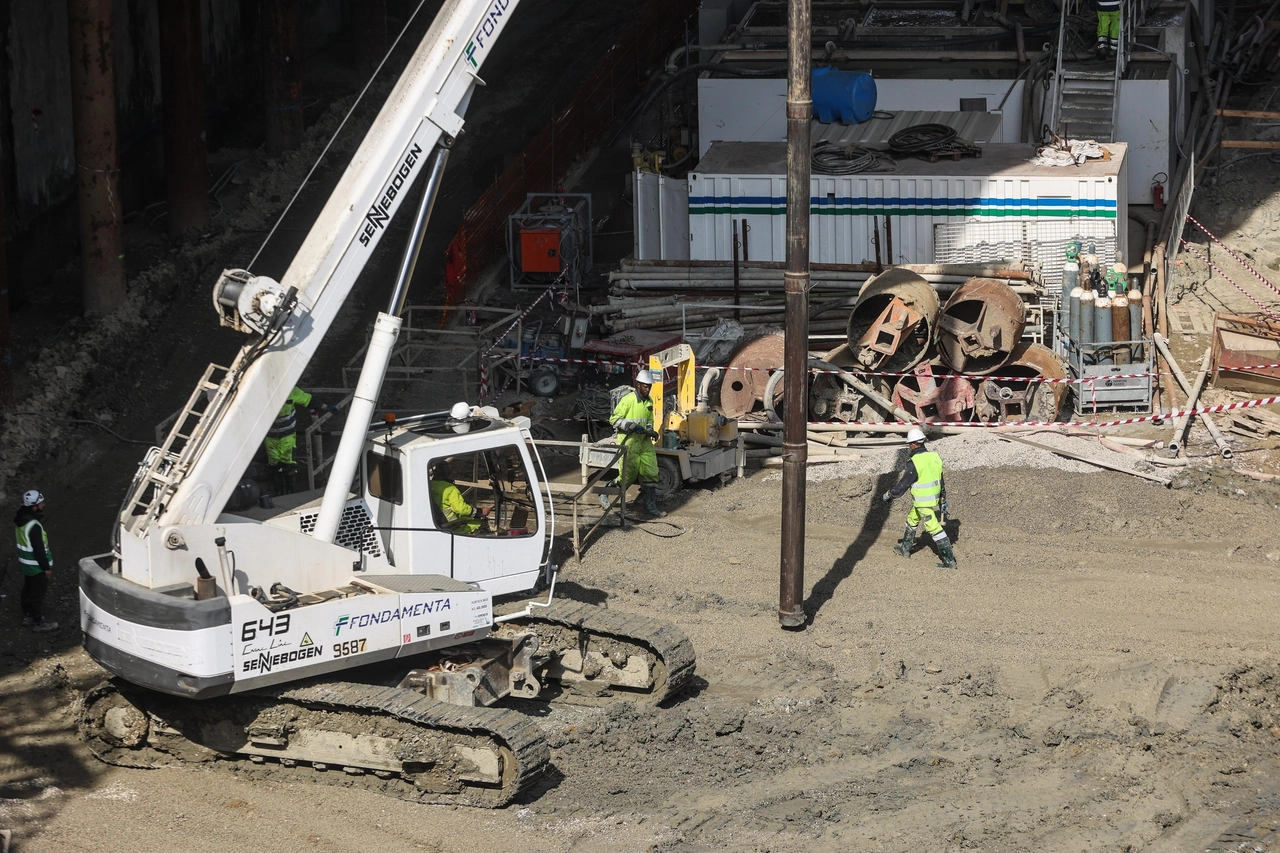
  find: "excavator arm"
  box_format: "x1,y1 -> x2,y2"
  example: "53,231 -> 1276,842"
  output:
120,1 -> 524,558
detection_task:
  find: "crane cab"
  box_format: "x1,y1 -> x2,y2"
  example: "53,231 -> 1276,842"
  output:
360,410 -> 551,596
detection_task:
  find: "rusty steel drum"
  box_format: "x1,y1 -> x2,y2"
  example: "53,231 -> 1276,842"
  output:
716,332 -> 785,418
935,277 -> 1027,375
975,342 -> 1069,422
846,268 -> 939,373
890,361 -> 976,423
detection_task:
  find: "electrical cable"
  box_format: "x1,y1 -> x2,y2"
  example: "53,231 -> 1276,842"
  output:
4,411 -> 152,445
811,141 -> 895,175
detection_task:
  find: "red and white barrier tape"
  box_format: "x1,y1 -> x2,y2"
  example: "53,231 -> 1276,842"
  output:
1180,242 -> 1280,321
508,352 -> 1280,386
743,392 -> 1280,429
1185,214 -> 1280,301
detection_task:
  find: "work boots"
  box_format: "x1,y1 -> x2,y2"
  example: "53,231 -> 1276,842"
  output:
935,537 -> 958,569
273,466 -> 289,497
893,526 -> 916,557
283,468 -> 298,495
641,485 -> 666,518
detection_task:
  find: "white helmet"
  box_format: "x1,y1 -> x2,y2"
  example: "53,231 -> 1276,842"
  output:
634,369 -> 656,385
23,490 -> 44,507
905,427 -> 927,444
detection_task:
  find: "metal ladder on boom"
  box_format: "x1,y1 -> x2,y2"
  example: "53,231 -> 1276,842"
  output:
118,362 -> 234,540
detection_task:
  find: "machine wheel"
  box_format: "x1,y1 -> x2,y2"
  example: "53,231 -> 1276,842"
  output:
529,367 -> 560,398
655,456 -> 682,500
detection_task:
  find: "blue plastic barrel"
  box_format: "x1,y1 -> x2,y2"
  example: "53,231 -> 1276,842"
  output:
812,67 -> 877,124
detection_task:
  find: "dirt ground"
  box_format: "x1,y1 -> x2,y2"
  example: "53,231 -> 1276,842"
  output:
6,4 -> 1280,851
4,460 -> 1280,852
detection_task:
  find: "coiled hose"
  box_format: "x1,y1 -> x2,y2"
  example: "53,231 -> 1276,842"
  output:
811,141 -> 896,175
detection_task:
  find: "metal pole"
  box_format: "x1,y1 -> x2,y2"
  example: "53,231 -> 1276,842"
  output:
66,0 -> 126,316
779,0 -> 810,630
264,0 -> 303,152
158,0 -> 209,235
389,147 -> 450,316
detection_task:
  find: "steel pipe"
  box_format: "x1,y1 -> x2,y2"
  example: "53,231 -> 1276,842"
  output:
1168,348 -> 1212,456
1153,334 -> 1232,459
779,0 -> 811,630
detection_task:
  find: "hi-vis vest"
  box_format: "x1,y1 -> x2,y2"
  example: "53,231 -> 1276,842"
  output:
268,388 -> 313,438
909,451 -> 944,508
16,519 -> 51,574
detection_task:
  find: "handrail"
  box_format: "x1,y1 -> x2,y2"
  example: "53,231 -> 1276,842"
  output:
570,443 -> 628,563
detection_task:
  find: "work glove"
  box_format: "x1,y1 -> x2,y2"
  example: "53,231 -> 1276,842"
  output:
940,499 -> 949,515
327,405 -> 339,415
881,492 -> 891,503
645,427 -> 660,440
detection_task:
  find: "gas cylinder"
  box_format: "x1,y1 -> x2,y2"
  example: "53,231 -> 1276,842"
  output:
1069,284 -> 1084,344
1128,286 -> 1143,342
1111,294 -> 1130,364
1077,287 -> 1094,349
1094,294 -> 1113,364
1062,261 -> 1080,303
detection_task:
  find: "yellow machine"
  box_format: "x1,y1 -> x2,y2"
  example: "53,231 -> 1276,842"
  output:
648,344 -> 742,495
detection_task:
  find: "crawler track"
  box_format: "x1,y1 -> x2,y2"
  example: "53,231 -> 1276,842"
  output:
80,679 -> 549,808
506,599 -> 696,704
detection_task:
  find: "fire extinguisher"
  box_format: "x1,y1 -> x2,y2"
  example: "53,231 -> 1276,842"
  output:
1152,172 -> 1167,211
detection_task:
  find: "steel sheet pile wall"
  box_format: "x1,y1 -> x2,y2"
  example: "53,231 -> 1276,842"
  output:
687,141 -> 1127,266
446,0 -> 697,303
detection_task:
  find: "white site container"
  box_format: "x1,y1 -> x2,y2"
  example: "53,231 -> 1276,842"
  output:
688,141 -> 1128,264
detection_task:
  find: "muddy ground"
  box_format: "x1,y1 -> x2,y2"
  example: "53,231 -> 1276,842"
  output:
5,2 -> 1280,851
4,461 -> 1280,852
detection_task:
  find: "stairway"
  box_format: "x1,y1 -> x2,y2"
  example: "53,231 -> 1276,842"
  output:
1049,0 -> 1139,143
1056,67 -> 1119,142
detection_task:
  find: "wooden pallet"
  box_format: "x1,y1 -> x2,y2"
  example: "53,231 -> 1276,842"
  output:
1226,407 -> 1280,437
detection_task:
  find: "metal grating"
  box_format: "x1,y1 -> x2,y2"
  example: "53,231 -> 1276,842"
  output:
933,218 -> 1117,288
299,503 -> 382,557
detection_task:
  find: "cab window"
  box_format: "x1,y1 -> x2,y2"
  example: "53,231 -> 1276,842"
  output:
366,450 -> 403,504
427,446 -> 539,537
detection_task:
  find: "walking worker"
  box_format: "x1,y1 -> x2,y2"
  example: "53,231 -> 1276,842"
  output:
14,490 -> 57,632
1092,0 -> 1121,58
608,368 -> 665,518
265,386 -> 337,495
429,459 -> 491,534
881,428 -> 957,568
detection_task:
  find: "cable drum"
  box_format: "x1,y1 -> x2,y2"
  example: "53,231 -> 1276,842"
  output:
811,141 -> 896,176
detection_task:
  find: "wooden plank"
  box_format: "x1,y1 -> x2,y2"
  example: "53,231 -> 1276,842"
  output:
1220,140 -> 1280,149
1213,108 -> 1280,118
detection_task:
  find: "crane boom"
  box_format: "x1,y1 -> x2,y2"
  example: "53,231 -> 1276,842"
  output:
136,0 -> 520,539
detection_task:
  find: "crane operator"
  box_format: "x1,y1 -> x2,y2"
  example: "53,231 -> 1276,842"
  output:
429,459 -> 491,534
881,427 -> 957,568
607,368 -> 665,519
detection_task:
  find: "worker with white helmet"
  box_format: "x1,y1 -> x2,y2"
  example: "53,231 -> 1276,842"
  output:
607,368 -> 665,518
14,489 -> 58,632
881,428 -> 957,568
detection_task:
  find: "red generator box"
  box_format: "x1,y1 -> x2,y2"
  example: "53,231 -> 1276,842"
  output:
520,228 -> 562,273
